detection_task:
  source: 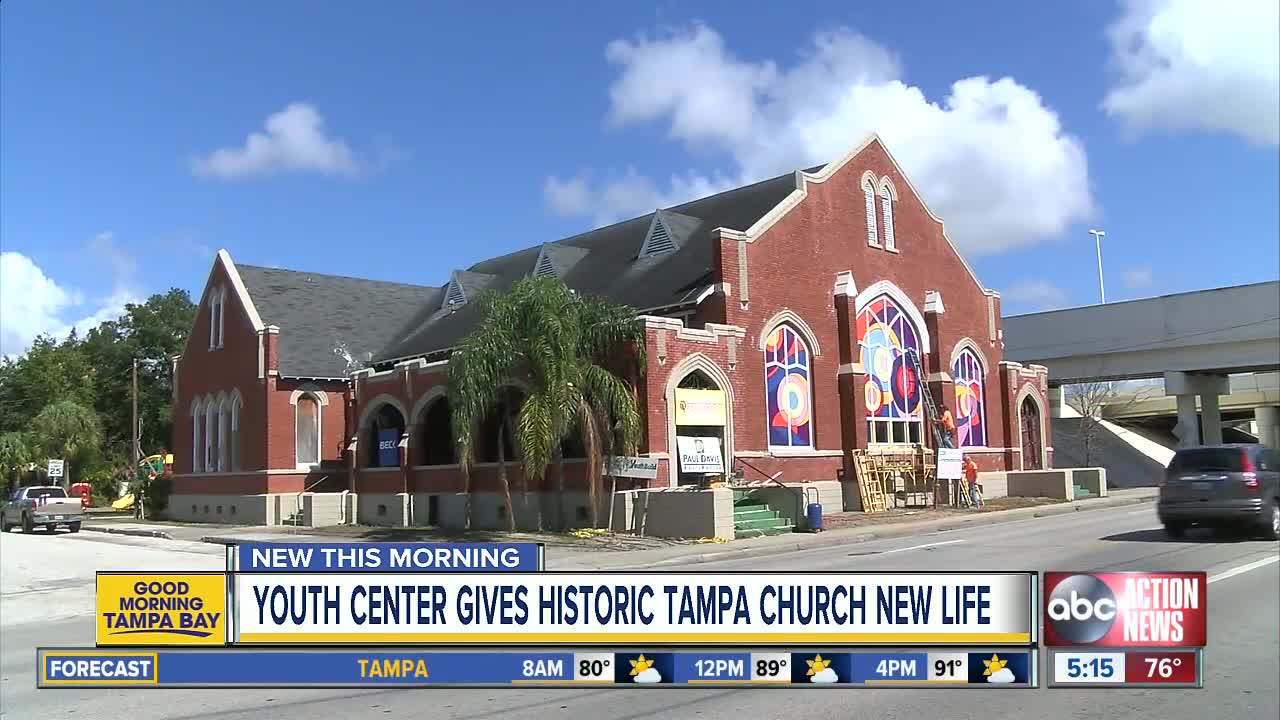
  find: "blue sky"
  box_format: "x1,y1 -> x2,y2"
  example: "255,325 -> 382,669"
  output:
2,1 -> 1277,355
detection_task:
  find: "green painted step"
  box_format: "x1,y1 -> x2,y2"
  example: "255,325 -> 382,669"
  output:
1073,485 -> 1095,499
734,516 -> 791,531
735,525 -> 794,538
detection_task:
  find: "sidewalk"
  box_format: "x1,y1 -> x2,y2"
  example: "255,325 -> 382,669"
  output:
81,488 -> 1158,569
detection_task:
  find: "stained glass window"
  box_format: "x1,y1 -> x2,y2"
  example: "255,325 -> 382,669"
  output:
764,325 -> 812,448
857,295 -> 923,444
952,348 -> 987,447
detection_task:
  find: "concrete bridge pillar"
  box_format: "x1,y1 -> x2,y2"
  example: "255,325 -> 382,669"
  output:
1165,371 -> 1230,448
1256,406 -> 1280,449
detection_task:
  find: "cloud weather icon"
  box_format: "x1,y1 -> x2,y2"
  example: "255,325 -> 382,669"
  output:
987,668 -> 1016,684
806,655 -> 838,684
811,667 -> 838,684
983,654 -> 1015,684
634,668 -> 663,684
629,655 -> 662,684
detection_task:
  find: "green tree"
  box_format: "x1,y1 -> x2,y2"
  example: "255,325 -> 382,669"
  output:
0,432 -> 36,490
0,333 -> 95,434
82,289 -> 195,458
448,276 -> 645,531
31,401 -> 102,484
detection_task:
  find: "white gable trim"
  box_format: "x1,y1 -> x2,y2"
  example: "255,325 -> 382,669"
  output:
854,280 -> 932,354
709,134 -> 990,295
218,249 -> 264,331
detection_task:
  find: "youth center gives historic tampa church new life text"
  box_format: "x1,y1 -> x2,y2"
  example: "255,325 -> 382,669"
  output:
168,135 -> 1054,533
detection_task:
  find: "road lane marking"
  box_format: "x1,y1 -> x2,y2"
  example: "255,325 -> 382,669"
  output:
880,539 -> 966,554
1207,555 -> 1280,584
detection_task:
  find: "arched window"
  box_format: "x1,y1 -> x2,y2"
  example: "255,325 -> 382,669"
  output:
208,287 -> 225,349
858,295 -> 923,444
204,401 -> 219,472
216,394 -> 229,472
419,397 -> 455,466
862,176 -> 879,246
764,324 -> 813,448
229,392 -> 240,471
951,348 -> 987,447
191,397 -> 205,473
366,403 -> 405,468
879,182 -> 896,251
296,395 -> 321,467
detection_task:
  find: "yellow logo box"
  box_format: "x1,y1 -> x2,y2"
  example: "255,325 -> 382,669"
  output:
96,573 -> 226,646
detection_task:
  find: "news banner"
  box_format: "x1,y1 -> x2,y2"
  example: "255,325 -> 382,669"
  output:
37,542 -> 1205,689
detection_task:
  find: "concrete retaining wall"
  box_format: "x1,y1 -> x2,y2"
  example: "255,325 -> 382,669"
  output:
1006,470 -> 1073,499
743,481 -> 842,529
1073,468 -> 1108,497
168,494 -> 273,524
609,488 -> 733,540
302,493 -> 346,527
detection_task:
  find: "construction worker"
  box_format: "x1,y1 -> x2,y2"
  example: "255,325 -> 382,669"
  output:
963,454 -> 983,509
939,407 -> 957,448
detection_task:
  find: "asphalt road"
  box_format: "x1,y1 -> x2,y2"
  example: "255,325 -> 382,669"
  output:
2,503 -> 1277,720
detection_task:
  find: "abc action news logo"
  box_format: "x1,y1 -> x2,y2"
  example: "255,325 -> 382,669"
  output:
1043,572 -> 1207,648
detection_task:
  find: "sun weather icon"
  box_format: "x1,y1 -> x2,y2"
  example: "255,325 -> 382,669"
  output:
806,654 -> 838,684
629,654 -> 663,684
983,654 -> 1015,684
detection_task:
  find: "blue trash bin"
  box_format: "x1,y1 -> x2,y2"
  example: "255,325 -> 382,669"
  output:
806,502 -> 823,532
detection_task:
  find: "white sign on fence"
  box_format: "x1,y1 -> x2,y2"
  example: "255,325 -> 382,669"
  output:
936,448 -> 963,480
605,456 -> 659,480
677,436 -> 724,474
47,459 -> 65,478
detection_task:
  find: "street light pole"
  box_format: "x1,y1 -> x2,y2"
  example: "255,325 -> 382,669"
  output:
1088,229 -> 1106,304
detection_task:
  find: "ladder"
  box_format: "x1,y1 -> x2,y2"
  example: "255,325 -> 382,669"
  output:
851,452 -> 887,513
905,348 -> 945,448
905,349 -> 971,508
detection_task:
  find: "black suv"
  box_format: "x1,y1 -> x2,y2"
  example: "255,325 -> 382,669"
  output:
1159,444 -> 1280,540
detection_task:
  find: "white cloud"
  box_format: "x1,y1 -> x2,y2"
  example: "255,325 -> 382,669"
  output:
1,252 -> 80,356
987,667 -> 1016,684
1002,279 -> 1069,311
810,667 -> 839,684
543,173 -> 592,217
1103,0 -> 1279,146
192,103 -> 362,179
545,24 -> 1094,254
1122,265 -> 1155,289
0,233 -> 142,357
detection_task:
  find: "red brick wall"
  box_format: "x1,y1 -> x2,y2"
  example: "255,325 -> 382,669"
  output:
1000,363 -> 1052,470
714,139 -> 1009,459
172,260 -> 264,476
270,378 -> 347,469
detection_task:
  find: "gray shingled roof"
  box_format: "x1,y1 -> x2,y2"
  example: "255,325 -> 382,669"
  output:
236,265 -> 436,379
235,166 -> 819,374
375,168 -> 816,363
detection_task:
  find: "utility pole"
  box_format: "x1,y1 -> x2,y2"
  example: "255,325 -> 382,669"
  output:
132,358 -> 144,520
1088,229 -> 1107,304
132,358 -> 140,463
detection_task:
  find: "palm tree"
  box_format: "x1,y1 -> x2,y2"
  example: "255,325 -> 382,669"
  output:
31,400 -> 102,484
0,432 -> 36,490
448,276 -> 645,531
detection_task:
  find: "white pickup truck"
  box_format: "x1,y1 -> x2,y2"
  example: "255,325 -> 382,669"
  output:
1,486 -> 84,534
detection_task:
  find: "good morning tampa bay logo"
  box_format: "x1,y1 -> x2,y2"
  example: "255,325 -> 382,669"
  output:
1045,574 -> 1117,645
102,579 -> 222,637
